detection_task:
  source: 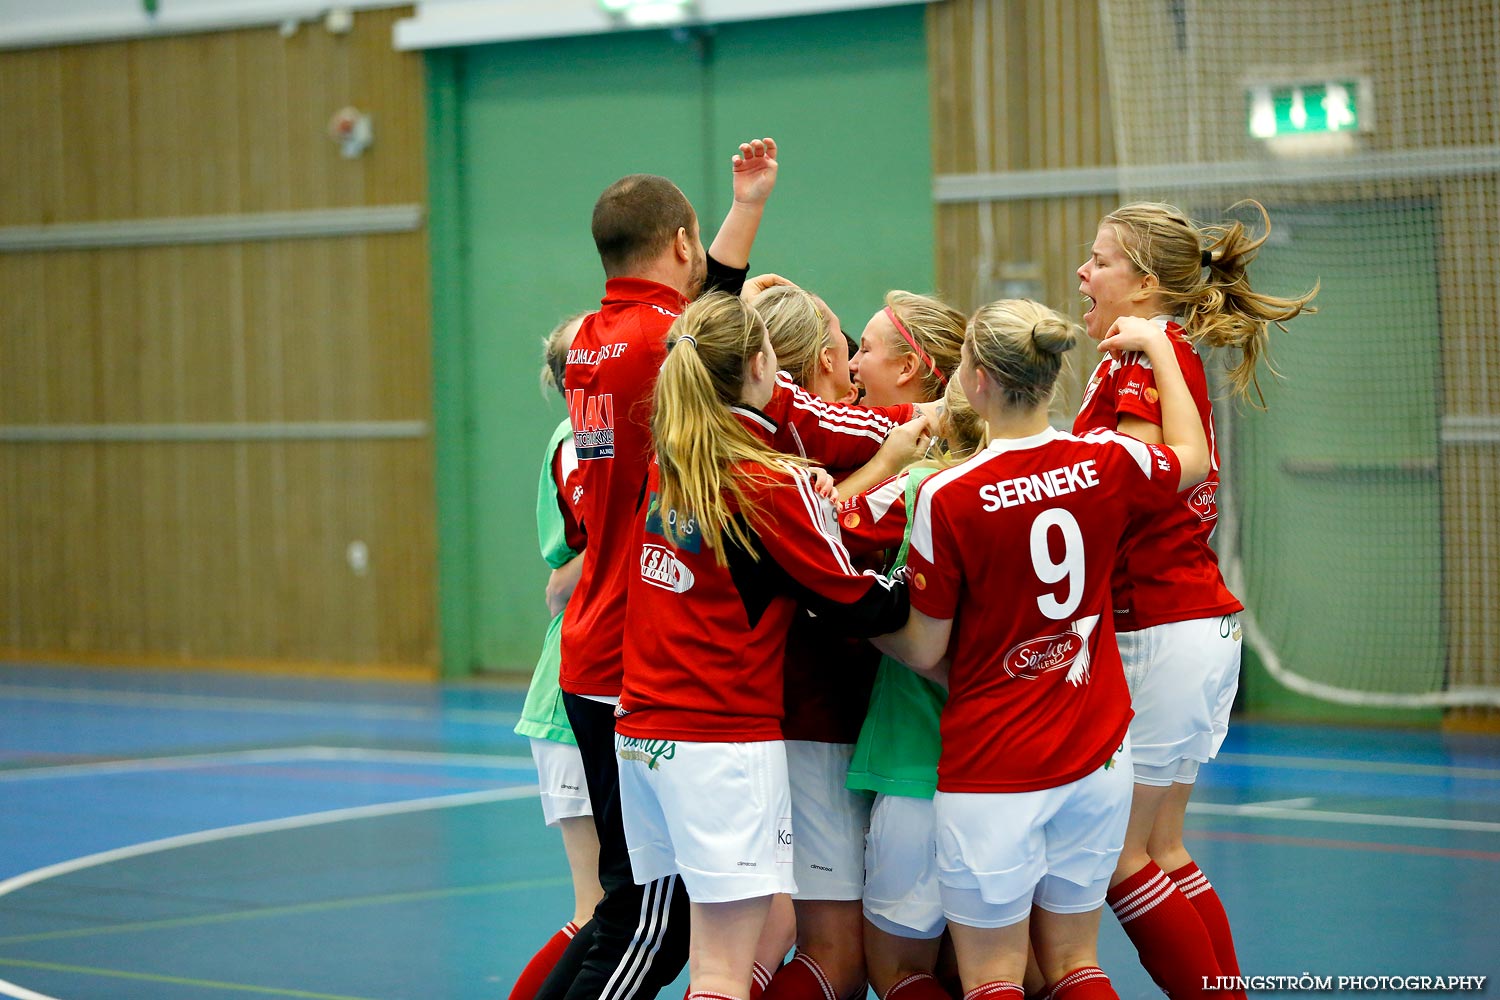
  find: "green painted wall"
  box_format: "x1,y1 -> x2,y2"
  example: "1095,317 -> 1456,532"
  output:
428,7 -> 934,675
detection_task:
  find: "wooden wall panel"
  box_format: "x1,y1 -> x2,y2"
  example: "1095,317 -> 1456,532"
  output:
1438,176 -> 1500,691
928,0 -> 1117,418
0,8 -> 426,225
0,8 -> 436,673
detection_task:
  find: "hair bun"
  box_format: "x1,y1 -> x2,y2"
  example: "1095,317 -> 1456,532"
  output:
1030,316 -> 1078,356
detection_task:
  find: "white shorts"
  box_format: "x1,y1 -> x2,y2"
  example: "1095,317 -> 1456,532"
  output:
786,740 -> 871,901
863,793 -> 945,939
1118,614 -> 1242,786
616,735 -> 797,903
933,738 -> 1132,929
530,737 -> 592,827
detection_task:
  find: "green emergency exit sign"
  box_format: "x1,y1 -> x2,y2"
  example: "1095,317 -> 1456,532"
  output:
1248,81 -> 1360,138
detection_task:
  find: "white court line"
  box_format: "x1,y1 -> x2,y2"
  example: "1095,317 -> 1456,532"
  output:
310,746 -> 536,769
0,784 -> 539,902
1212,751 -> 1500,781
0,683 -> 517,725
0,748 -> 318,782
0,977 -> 59,1000
0,746 -> 536,782
1188,801 -> 1500,833
0,784 -> 538,1000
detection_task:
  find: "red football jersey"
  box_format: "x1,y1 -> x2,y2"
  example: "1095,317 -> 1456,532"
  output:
617,457 -> 908,743
736,389 -> 915,744
838,471 -> 912,557
551,435 -> 586,554
1072,318 -> 1242,630
759,371 -> 915,465
906,428 -> 1182,793
560,278 -> 685,697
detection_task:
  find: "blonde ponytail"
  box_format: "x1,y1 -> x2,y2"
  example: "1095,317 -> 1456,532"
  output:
1104,200 -> 1319,406
653,293 -> 801,566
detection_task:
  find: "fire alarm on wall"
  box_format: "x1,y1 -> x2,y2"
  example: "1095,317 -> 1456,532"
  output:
328,106 -> 373,158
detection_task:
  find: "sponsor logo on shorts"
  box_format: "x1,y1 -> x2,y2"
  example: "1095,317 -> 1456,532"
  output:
1104,741 -> 1125,770
1003,630 -> 1085,681
640,543 -> 695,593
843,511 -> 861,529
560,782 -> 581,792
1187,480 -> 1219,522
810,864 -> 833,872
616,736 -> 677,770
912,572 -> 926,591
737,860 -> 758,867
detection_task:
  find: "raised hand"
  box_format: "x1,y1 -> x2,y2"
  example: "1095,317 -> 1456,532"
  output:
731,137 -> 779,208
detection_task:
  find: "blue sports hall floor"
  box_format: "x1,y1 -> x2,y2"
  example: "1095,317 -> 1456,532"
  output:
0,662 -> 1496,1000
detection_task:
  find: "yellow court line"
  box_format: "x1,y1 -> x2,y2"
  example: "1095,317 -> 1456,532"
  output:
0,957 -> 379,1000
0,875 -> 570,947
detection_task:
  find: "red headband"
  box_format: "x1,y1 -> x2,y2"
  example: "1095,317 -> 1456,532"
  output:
884,306 -> 948,386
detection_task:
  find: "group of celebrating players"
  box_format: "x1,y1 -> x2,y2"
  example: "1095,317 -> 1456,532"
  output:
509,139 -> 1317,1000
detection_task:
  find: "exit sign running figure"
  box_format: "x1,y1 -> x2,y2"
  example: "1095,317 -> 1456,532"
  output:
1248,81 -> 1362,138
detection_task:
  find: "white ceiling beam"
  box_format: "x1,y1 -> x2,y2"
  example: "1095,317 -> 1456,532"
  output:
392,0 -> 933,51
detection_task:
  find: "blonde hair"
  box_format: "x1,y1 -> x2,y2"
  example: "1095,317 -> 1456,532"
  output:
968,299 -> 1079,410
754,285 -> 831,389
653,293 -> 798,566
936,376 -> 985,462
540,312 -> 588,398
1103,200 -> 1319,405
882,291 -> 967,402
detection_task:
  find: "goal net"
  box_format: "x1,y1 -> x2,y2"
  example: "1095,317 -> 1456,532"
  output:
1098,0 -> 1500,707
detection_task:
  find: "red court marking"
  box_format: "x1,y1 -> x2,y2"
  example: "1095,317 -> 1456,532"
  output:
1188,828 -> 1500,862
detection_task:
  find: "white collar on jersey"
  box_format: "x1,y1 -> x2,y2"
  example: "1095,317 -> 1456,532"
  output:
983,425 -> 1061,454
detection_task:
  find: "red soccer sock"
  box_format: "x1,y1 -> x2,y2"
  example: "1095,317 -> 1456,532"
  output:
752,962 -> 775,1000
962,981 -> 1024,1000
507,921 -> 579,1000
1107,862 -> 1221,999
762,953 -> 838,1000
885,971 -> 952,1000
1168,861 -> 1244,983
1049,967 -> 1117,1000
